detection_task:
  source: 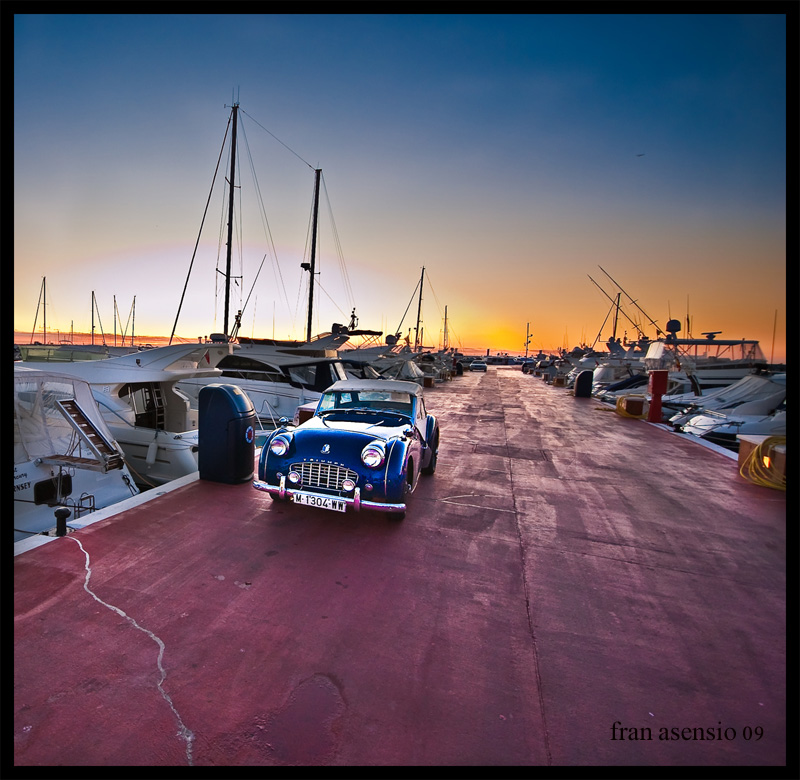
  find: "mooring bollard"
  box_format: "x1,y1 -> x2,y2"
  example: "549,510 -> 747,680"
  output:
647,370 -> 669,422
54,507 -> 71,537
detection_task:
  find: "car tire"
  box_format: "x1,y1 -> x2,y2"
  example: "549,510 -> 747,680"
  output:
422,436 -> 438,475
389,510 -> 406,521
269,493 -> 290,502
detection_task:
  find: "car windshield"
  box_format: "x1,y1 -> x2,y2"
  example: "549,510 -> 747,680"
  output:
318,389 -> 414,417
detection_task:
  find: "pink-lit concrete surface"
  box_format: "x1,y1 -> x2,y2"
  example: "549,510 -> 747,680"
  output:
14,367 -> 786,767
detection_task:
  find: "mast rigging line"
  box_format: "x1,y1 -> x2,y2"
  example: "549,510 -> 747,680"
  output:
392,267 -> 462,349
395,276 -> 422,335
240,108 -> 315,171
237,110 -> 359,339
214,140 -> 243,332
172,103 -> 356,343
238,118 -> 291,320
214,116 -> 292,334
320,173 -> 356,312
587,274 -> 643,341
597,265 -> 664,338
231,255 -> 267,340
314,279 -> 350,321
172,105 -> 298,343
421,272 -> 460,351
170,112 -> 232,345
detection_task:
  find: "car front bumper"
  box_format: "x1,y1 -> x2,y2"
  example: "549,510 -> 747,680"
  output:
253,475 -> 406,514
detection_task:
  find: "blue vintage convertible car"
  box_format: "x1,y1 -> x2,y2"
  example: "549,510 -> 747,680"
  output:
253,379 -> 439,520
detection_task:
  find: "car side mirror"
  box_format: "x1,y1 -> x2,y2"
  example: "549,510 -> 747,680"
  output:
403,426 -> 414,438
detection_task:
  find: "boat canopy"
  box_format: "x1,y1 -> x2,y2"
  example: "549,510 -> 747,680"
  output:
14,367 -> 119,466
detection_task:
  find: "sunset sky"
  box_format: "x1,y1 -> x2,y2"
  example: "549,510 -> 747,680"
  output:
13,13 -> 788,361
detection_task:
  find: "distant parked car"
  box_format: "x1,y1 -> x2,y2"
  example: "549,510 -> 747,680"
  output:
470,361 -> 488,372
254,379 -> 439,521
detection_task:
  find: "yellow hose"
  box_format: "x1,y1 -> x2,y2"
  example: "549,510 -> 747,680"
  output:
739,436 -> 786,491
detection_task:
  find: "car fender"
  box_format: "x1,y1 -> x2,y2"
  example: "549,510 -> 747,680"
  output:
384,436 -> 412,497
257,426 -> 294,475
424,415 -> 439,464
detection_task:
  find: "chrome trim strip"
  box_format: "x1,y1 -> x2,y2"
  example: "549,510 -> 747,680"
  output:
253,480 -> 404,514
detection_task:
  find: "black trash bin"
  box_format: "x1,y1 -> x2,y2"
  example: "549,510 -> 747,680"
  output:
574,370 -> 594,398
198,384 -> 256,483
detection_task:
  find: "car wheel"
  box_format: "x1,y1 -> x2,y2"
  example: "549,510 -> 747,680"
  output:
422,436 -> 438,475
389,510 -> 406,521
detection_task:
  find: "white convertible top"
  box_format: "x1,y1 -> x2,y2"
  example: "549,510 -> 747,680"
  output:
325,379 -> 424,397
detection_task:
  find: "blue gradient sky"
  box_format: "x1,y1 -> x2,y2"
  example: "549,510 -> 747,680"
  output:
14,13 -> 788,360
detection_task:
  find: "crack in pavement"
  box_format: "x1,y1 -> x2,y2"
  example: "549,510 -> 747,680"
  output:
67,536 -> 195,766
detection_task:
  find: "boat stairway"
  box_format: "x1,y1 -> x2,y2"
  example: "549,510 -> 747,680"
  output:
48,399 -> 125,471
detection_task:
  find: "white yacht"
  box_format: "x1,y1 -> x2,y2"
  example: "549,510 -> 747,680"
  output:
14,365 -> 140,542
175,339 -> 348,425
18,342 -> 235,487
642,322 -> 768,389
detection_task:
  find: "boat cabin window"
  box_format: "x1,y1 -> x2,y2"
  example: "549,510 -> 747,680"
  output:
218,355 -> 291,384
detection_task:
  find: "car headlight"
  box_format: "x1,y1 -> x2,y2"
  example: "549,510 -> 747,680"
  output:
361,442 -> 386,468
269,436 -> 291,456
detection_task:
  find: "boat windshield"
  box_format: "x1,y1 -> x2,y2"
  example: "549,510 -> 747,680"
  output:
288,361 -> 347,391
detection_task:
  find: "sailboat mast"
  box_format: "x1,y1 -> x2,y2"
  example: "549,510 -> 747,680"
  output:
30,277 -> 45,344
612,293 -> 620,341
414,266 -> 425,352
224,103 -> 239,339
526,321 -> 530,358
305,168 -> 322,343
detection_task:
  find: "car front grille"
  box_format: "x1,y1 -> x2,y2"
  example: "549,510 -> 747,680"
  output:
292,461 -> 359,491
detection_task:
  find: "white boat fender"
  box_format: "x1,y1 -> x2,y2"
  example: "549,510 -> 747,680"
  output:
146,440 -> 158,466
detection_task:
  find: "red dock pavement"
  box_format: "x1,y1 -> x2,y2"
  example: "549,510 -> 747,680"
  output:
13,367 -> 787,767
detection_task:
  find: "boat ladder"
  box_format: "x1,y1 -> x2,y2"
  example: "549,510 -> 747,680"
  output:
41,399 -> 125,472
152,384 -> 166,429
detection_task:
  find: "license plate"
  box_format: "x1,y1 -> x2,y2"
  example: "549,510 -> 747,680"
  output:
293,492 -> 347,512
